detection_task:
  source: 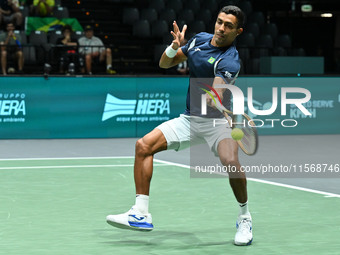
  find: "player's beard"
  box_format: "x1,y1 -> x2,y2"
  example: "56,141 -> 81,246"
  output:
214,34 -> 227,46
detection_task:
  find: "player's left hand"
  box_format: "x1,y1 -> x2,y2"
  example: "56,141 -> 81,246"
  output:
170,21 -> 187,50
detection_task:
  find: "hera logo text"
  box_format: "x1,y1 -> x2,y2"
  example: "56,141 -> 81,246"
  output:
0,93 -> 26,116
102,94 -> 170,121
0,93 -> 26,123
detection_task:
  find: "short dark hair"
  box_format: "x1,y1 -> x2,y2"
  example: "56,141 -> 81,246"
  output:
62,24 -> 73,33
219,5 -> 245,28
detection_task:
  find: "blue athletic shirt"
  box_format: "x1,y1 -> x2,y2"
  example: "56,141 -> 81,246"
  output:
181,32 -> 240,117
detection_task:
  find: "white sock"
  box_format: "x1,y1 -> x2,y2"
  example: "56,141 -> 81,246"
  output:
107,65 -> 112,70
239,201 -> 249,216
135,194 -> 149,214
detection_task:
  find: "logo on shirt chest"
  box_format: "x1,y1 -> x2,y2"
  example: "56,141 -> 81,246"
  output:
207,57 -> 216,64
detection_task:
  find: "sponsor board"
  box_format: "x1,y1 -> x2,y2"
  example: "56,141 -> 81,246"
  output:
0,93 -> 26,123
0,77 -> 338,138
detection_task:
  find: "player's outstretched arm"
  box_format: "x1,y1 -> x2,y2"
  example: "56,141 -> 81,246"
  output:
206,76 -> 227,109
159,21 -> 187,69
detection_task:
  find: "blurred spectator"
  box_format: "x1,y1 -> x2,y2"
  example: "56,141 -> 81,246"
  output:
56,24 -> 84,74
32,0 -> 54,17
0,0 -> 23,28
0,22 -> 24,75
78,25 -> 116,75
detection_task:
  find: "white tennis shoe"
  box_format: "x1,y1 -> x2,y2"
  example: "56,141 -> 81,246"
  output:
234,213 -> 253,246
106,206 -> 153,231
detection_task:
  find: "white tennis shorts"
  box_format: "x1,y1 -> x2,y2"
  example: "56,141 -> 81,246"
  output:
156,114 -> 231,156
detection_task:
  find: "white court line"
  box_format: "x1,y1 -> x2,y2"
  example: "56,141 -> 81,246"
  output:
154,159 -> 340,198
0,164 -> 167,170
154,159 -> 192,169
247,178 -> 340,198
0,156 -> 135,161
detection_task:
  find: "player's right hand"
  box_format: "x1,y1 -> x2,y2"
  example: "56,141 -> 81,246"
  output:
170,21 -> 187,50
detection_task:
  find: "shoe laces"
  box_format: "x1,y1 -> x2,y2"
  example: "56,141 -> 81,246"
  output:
237,219 -> 252,233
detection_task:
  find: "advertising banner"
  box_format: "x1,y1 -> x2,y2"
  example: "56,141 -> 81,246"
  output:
0,76 -> 339,139
0,77 -> 187,138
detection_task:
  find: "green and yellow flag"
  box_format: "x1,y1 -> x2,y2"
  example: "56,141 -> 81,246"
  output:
25,17 -> 83,35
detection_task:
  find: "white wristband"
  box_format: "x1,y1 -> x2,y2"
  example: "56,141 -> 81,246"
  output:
165,44 -> 178,58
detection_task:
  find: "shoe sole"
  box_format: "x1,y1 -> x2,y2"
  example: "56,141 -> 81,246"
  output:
106,220 -> 153,232
234,238 -> 253,246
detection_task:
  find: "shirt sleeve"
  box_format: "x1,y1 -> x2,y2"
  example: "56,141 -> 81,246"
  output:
181,34 -> 197,56
214,57 -> 240,84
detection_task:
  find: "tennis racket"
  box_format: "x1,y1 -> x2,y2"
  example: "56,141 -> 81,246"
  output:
214,100 -> 258,156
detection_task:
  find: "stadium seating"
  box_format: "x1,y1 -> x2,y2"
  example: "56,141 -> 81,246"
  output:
151,20 -> 168,38
201,0 -> 218,14
7,0 -> 307,75
276,34 -> 292,48
133,20 -> 151,38
196,9 -> 212,26
248,12 -> 265,27
184,0 -> 201,14
246,23 -> 260,39
15,30 -> 37,65
236,32 -> 256,47
48,30 -> 63,45
189,20 -> 206,34
237,1 -> 252,16
166,0 -> 183,14
122,8 -> 140,25
257,34 -> 274,49
149,0 -> 165,12
29,31 -> 49,64
178,9 -> 195,25
54,7 -> 69,19
159,9 -> 176,25
262,23 -> 278,40
140,8 -> 158,23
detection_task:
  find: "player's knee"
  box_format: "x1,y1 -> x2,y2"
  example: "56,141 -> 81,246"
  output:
106,48 -> 111,55
135,138 -> 152,157
220,157 -> 239,168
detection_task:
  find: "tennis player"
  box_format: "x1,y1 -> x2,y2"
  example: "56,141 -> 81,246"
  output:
107,6 -> 252,246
